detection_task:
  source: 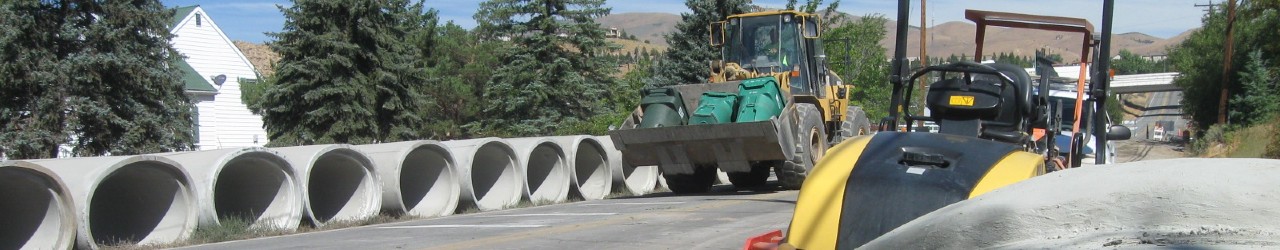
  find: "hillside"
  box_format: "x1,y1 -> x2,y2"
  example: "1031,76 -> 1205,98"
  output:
233,40 -> 278,77
595,12 -> 681,46
599,12 -> 1192,63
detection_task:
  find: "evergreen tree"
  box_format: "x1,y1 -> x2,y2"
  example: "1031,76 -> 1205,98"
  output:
473,0 -> 618,136
420,22 -> 504,139
649,0 -> 751,87
1,0 -> 194,159
1228,50 -> 1279,125
1169,1 -> 1279,128
262,0 -> 431,146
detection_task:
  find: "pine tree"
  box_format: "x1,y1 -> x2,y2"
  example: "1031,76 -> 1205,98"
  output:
472,0 -> 618,136
1,0 -> 194,159
419,22 -> 503,139
649,0 -> 751,87
261,0 -> 431,146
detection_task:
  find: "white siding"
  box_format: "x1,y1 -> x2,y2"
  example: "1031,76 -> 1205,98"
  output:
172,7 -> 269,148
190,93 -> 218,149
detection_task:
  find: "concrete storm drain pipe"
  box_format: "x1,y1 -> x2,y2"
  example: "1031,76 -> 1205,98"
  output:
594,136 -> 658,196
354,141 -> 460,217
0,162 -> 75,250
155,148 -> 302,231
22,156 -> 197,249
442,138 -> 521,211
505,137 -> 571,203
273,145 -> 380,226
549,136 -> 612,200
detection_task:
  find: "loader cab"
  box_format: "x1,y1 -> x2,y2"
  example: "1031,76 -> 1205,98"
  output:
713,11 -> 823,97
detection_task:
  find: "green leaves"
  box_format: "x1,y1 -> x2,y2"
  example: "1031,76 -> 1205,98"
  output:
1170,2 -> 1280,128
824,15 -> 892,121
0,0 -> 194,159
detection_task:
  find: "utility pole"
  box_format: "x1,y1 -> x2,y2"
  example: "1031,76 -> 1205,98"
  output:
1194,1 -> 1217,14
918,0 -> 928,126
1217,0 -> 1237,124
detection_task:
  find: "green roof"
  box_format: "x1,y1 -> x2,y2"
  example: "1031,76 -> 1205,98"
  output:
171,5 -> 198,30
176,59 -> 216,92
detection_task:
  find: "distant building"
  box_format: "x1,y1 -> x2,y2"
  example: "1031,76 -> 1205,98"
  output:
170,6 -> 269,149
607,27 -> 620,38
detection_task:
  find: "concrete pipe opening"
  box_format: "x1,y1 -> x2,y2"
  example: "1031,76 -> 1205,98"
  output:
307,150 -> 377,224
399,146 -> 458,216
88,162 -> 194,246
523,142 -> 568,203
213,152 -> 298,229
0,166 -> 74,250
470,143 -> 520,211
573,140 -> 611,200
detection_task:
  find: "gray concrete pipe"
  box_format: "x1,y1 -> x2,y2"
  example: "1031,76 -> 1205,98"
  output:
504,137 -> 570,203
441,138 -> 521,211
553,136 -> 612,200
272,145 -> 380,226
353,141 -> 460,217
22,156 -> 198,249
594,136 -> 659,196
154,148 -> 302,231
0,162 -> 75,250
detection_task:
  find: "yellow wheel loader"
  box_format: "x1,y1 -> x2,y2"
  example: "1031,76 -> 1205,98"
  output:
606,10 -> 873,193
746,1 -> 1132,249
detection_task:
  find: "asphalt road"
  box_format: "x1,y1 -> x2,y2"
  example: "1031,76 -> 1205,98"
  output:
1131,91 -> 1186,141
180,186 -> 798,250
1115,91 -> 1188,162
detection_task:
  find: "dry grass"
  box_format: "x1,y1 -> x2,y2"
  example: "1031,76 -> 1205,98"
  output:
233,40 -> 279,78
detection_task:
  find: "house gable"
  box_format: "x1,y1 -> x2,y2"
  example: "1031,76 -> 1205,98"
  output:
170,5 -> 269,149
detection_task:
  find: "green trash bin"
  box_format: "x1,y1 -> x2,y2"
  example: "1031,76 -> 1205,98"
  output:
735,76 -> 785,123
689,92 -> 739,124
637,87 -> 688,128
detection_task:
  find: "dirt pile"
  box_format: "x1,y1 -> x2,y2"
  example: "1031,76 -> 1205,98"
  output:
864,158 -> 1280,249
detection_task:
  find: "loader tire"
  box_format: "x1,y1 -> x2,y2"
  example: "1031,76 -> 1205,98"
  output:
831,106 -> 872,145
728,161 -> 775,190
778,104 -> 827,190
664,165 -> 716,194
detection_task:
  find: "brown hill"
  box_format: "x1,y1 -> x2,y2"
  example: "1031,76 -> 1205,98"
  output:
233,40 -> 278,77
883,20 -> 1188,63
595,12 -> 681,46
600,12 -> 1190,63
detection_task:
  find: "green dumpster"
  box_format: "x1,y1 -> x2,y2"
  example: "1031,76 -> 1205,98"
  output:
735,77 -> 785,123
637,87 -> 688,128
689,92 -> 739,124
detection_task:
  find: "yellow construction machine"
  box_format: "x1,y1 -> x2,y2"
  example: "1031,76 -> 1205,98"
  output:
607,10 -> 872,193
746,0 -> 1133,249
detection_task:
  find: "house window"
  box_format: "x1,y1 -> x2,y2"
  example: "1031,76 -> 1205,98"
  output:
195,13 -> 202,27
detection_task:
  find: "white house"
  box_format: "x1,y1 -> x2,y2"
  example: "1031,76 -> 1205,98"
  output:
171,6 -> 269,149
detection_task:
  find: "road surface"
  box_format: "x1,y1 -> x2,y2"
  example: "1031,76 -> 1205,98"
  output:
1117,91 -> 1187,162
180,186 -> 797,250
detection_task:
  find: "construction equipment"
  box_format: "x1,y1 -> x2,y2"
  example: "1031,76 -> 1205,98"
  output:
607,10 -> 872,193
752,1 -> 1132,249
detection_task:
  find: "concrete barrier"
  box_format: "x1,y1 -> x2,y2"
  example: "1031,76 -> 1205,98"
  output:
156,148 -> 302,231
354,141 -> 460,217
442,138 -> 522,211
272,145 -> 380,226
505,137 -> 570,203
26,156 -> 197,249
0,162 -> 76,250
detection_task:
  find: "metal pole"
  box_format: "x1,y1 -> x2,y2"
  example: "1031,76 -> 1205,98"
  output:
1095,0 -> 1115,164
888,0 -> 912,129
918,0 -> 928,127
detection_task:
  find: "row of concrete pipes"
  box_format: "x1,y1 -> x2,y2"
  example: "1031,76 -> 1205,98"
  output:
0,135 -> 662,250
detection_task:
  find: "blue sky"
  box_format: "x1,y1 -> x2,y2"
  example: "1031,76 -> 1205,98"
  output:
162,0 -> 1208,44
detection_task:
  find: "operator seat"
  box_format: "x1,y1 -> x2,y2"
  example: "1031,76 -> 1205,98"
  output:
925,71 -> 1004,138
976,62 -> 1035,143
